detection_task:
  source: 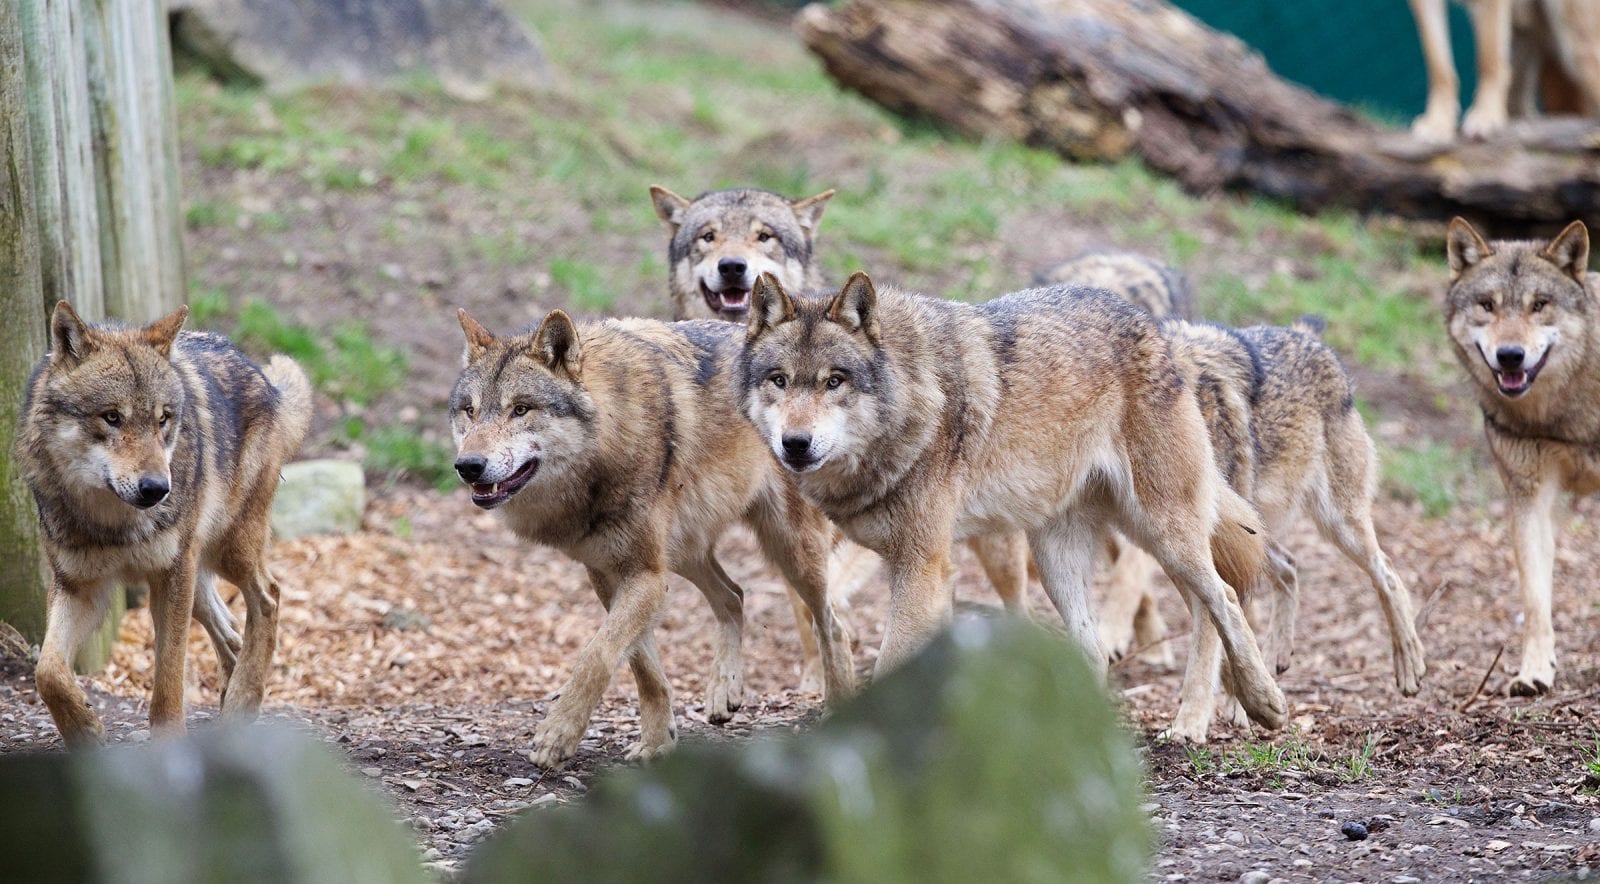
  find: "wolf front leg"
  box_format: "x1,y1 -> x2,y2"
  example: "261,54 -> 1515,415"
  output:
35,579 -> 114,747
530,567 -> 672,769
148,553 -> 200,738
1508,475 -> 1561,696
877,530 -> 956,677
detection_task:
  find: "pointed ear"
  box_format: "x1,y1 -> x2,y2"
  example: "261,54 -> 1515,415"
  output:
649,186 -> 692,232
1446,217 -> 1494,281
828,272 -> 880,343
140,305 -> 189,358
748,273 -> 796,342
50,301 -> 96,364
790,188 -> 835,234
1542,220 -> 1590,284
457,308 -> 496,364
532,310 -> 583,379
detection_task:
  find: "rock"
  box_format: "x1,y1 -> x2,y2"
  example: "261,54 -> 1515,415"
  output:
1341,821 -> 1369,841
170,0 -> 552,97
466,619 -> 1151,882
0,724 -> 426,882
270,459 -> 366,539
1239,871 -> 1272,884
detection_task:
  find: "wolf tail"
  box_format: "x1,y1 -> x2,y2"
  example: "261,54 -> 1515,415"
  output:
1209,485 -> 1267,599
264,354 -> 314,453
1290,314 -> 1327,338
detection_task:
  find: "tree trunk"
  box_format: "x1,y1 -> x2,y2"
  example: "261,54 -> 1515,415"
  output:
1,0 -> 52,645
797,0 -> 1600,230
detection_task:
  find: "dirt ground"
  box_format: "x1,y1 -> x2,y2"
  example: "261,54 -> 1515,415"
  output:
5,488 -> 1600,880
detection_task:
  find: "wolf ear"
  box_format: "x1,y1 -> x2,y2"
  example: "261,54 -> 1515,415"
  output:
828,272 -> 880,344
790,188 -> 835,234
457,308 -> 497,364
1446,217 -> 1494,281
748,273 -> 796,342
1542,220 -> 1590,284
140,305 -> 189,358
533,310 -> 583,379
50,301 -> 96,364
649,186 -> 692,233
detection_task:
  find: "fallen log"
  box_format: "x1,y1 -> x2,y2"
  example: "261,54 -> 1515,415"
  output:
796,0 -> 1600,229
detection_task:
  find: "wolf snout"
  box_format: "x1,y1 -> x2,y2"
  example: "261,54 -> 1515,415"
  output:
455,454 -> 488,482
1495,345 -> 1526,370
134,475 -> 169,508
781,432 -> 812,459
717,257 -> 748,283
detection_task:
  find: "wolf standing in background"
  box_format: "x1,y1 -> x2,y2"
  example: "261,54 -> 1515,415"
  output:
449,309 -> 852,768
16,302 -> 311,745
651,186 -> 834,322
741,273 -> 1288,742
1445,217 -> 1599,696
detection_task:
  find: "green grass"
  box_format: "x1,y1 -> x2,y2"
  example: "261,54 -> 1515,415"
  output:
233,300 -> 407,405
360,425 -> 457,492
1181,731 -> 1378,785
1382,440 -> 1484,518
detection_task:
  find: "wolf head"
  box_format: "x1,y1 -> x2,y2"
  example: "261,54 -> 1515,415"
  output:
1445,218 -> 1593,400
449,309 -> 597,509
651,186 -> 833,321
740,272 -> 885,474
28,302 -> 190,511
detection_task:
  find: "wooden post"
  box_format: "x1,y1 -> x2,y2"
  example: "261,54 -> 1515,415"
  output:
4,0 -> 188,671
0,0 -> 52,645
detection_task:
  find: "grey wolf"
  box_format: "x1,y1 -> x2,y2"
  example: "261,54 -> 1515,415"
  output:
17,301 -> 311,746
1156,317 -> 1428,721
449,309 -> 854,768
1034,249 -> 1194,320
1445,217 -> 1598,695
650,185 -> 834,322
1409,0 -> 1600,141
740,272 -> 1289,742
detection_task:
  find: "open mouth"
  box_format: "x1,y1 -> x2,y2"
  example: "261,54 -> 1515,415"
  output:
1491,349 -> 1550,398
469,458 -> 540,509
700,281 -> 751,316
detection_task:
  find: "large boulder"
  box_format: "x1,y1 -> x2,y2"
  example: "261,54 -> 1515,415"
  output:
171,0 -> 551,97
270,458 -> 366,539
467,617 -> 1152,883
0,724 -> 428,884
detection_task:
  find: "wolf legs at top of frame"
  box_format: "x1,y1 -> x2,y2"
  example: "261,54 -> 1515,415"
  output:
676,555 -> 747,724
34,581 -> 115,747
752,512 -> 857,702
530,567 -> 674,769
1409,0 -> 1464,141
1508,475 -> 1561,696
1463,0 -> 1516,138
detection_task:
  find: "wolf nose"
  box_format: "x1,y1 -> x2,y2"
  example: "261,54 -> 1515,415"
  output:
781,433 -> 812,458
717,257 -> 748,282
135,476 -> 169,506
1496,345 -> 1526,370
455,456 -> 487,482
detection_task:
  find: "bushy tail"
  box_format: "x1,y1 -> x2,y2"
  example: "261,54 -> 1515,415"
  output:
264,354 -> 314,453
1210,485 -> 1267,598
1290,314 -> 1327,338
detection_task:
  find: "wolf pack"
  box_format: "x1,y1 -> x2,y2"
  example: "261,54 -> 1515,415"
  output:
16,182 -> 1599,770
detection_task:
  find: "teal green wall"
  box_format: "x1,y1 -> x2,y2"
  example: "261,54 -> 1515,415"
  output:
1171,0 -> 1478,123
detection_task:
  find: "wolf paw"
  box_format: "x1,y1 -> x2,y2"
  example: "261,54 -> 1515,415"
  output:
1098,621 -> 1136,663
1394,648 -> 1426,697
1509,674 -> 1552,697
1217,694 -> 1252,729
1161,718 -> 1210,746
705,670 -> 744,725
1234,675 -> 1287,731
797,660 -> 825,695
529,715 -> 587,770
624,730 -> 678,763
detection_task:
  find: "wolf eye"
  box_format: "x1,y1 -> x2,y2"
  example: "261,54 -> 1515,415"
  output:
701,231 -> 716,243
1532,299 -> 1549,314
757,232 -> 772,243
461,405 -> 477,419
826,374 -> 845,390
513,404 -> 532,417
770,374 -> 787,389
1478,300 -> 1495,313
159,411 -> 171,427
102,411 -> 121,427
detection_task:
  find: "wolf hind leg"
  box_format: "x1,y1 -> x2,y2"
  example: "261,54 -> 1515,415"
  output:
677,555 -> 747,724
192,571 -> 242,690
751,507 -> 856,703
1028,511 -> 1107,679
36,582 -> 113,747
967,531 -> 1031,617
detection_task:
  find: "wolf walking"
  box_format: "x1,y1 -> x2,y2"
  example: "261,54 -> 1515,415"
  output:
1445,217 -> 1599,696
739,273 -> 1288,741
448,309 -> 853,768
16,302 -> 311,745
